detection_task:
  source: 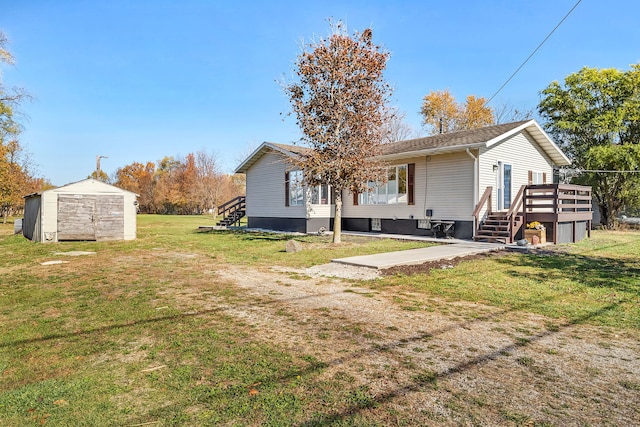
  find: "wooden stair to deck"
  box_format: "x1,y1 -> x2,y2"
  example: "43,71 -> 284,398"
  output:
474,212 -> 523,244
216,196 -> 246,227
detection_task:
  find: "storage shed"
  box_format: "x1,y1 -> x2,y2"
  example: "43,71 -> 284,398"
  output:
23,178 -> 138,243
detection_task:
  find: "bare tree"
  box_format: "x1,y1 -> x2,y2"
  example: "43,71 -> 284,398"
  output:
284,21 -> 392,243
493,103 -> 533,124
381,107 -> 416,143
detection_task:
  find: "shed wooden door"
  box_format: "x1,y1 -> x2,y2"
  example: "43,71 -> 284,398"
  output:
57,195 -> 97,240
95,195 -> 124,241
57,195 -> 124,241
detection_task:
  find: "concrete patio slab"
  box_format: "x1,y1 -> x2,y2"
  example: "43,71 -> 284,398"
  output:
331,241 -> 505,270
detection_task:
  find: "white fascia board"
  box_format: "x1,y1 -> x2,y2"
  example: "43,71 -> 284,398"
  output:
484,120 -> 571,166
376,142 -> 486,161
234,142 -> 302,174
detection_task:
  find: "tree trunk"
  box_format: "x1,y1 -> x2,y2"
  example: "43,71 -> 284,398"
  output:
333,191 -> 342,244
599,201 -> 614,229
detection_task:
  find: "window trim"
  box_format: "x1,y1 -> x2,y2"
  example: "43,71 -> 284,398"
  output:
287,170 -> 304,207
528,170 -> 546,185
358,164 -> 412,205
310,183 -> 331,205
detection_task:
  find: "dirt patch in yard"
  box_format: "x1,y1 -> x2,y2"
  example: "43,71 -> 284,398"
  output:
382,250 -> 512,276
154,251 -> 640,427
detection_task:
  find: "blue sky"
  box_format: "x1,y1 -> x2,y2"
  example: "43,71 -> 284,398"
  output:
2,0 -> 639,186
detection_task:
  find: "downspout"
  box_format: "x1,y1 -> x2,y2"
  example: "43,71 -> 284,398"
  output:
466,148 -> 479,237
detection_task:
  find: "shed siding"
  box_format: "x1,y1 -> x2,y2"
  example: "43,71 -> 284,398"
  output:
246,151 -> 305,219
25,179 -> 137,243
22,196 -> 41,241
479,131 -> 554,212
41,191 -> 59,242
122,193 -> 137,240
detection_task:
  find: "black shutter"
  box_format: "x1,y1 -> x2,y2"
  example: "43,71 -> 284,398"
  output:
408,163 -> 415,205
284,171 -> 290,207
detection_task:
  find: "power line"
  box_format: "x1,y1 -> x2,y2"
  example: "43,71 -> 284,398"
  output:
485,0 -> 583,106
577,169 -> 640,173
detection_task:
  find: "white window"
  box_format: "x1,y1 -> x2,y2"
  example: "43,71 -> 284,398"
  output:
288,170 -> 304,206
531,171 -> 544,184
359,165 -> 408,205
310,184 -> 330,205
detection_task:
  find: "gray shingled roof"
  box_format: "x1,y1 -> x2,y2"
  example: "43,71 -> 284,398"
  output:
380,121 -> 530,155
270,143 -> 313,156
272,121 -> 531,157
235,120 -> 570,173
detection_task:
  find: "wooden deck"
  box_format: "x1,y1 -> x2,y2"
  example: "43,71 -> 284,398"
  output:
474,184 -> 593,244
523,184 -> 592,243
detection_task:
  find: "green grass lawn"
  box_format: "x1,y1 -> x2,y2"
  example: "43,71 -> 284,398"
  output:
0,215 -> 436,426
1,215 -> 639,426
377,230 -> 640,330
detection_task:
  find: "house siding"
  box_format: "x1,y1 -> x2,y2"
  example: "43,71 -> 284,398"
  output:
343,157 -> 426,220
237,123 -> 569,240
340,153 -> 474,238
246,151 -> 305,219
343,153 -> 474,221
479,131 -> 554,212
425,152 -> 474,221
307,203 -> 334,219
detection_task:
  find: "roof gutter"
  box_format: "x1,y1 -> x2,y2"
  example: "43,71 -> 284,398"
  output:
376,141 -> 487,161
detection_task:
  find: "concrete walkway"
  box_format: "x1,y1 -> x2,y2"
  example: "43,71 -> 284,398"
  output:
332,240 -> 506,270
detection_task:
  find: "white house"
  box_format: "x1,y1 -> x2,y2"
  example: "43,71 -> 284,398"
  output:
235,120 -> 573,240
23,178 -> 138,243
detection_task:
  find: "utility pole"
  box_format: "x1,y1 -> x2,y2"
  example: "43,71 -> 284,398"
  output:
96,155 -> 108,173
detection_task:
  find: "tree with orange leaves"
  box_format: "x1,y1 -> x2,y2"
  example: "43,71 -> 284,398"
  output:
284,21 -> 392,243
1,31 -> 42,222
420,89 -> 494,135
114,161 -> 156,213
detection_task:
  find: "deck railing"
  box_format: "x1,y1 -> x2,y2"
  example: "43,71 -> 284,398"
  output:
472,186 -> 493,238
505,185 -> 526,242
523,184 -> 592,242
474,184 -> 592,243
216,196 -> 246,227
524,184 -> 592,220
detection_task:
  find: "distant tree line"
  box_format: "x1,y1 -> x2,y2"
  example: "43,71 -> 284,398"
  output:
112,151 -> 245,215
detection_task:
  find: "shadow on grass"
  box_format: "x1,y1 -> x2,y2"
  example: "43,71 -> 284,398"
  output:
196,228 -> 306,242
295,298 -> 627,426
497,251 -> 640,294
0,289 -> 351,349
